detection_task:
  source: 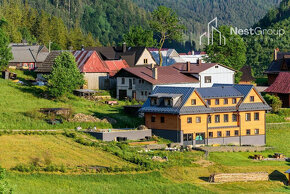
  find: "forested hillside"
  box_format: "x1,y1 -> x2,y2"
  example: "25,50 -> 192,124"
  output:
245,0 -> 290,76
133,0 -> 280,49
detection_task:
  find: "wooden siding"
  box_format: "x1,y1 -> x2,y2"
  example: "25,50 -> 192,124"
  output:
240,111 -> 265,136
145,113 -> 180,130
243,88 -> 263,103
207,97 -> 241,107
184,91 -> 206,106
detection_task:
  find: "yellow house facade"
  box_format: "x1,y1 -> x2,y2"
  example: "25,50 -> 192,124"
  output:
141,84 -> 271,146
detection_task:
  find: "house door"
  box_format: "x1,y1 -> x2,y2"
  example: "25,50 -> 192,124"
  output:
195,133 -> 205,144
132,90 -> 136,100
119,90 -> 127,100
183,133 -> 194,146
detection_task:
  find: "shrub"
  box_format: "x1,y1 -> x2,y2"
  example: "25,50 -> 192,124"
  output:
263,94 -> 282,112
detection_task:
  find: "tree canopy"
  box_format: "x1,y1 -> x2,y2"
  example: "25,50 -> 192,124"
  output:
47,52 -> 84,98
0,18 -> 12,70
123,26 -> 156,47
204,25 -> 247,83
150,6 -> 185,66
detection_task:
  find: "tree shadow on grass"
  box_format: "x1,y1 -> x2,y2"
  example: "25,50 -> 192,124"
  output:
199,177 -> 209,182
12,84 -> 48,99
269,170 -> 288,185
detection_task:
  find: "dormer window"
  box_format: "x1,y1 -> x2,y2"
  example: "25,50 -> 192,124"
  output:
164,98 -> 172,107
151,98 -> 158,106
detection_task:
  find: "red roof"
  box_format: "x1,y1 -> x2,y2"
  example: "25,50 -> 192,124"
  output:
122,66 -> 199,85
73,51 -> 128,76
173,62 -> 218,73
264,72 -> 290,94
105,60 -> 129,76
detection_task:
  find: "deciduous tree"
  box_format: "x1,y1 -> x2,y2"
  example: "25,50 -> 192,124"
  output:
0,18 -> 13,71
123,26 -> 156,47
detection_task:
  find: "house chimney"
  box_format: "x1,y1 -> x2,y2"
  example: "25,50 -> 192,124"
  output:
274,48 -> 278,60
187,61 -> 191,72
122,42 -> 126,53
196,59 -> 202,65
81,45 -> 85,51
153,67 -> 158,80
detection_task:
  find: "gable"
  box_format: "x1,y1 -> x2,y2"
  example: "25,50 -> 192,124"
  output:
242,88 -> 263,103
200,64 -> 235,74
184,90 -> 206,107
82,52 -> 108,73
136,49 -> 156,65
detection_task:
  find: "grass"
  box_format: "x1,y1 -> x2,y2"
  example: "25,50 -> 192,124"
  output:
266,109 -> 290,123
6,171 -> 212,194
0,134 -> 133,169
0,77 -> 142,130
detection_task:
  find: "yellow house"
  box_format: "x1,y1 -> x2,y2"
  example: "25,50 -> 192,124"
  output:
140,84 -> 271,146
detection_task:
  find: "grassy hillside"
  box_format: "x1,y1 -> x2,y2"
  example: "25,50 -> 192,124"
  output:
0,134 -> 133,169
0,72 -> 142,129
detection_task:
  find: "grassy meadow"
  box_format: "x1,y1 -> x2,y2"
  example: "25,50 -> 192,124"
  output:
0,71 -> 143,130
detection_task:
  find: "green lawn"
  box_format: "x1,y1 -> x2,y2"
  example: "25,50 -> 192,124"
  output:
6,172 -> 212,194
0,77 -> 142,130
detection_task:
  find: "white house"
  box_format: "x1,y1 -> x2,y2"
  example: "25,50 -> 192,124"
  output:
149,48 -> 185,66
180,51 -> 208,63
114,61 -> 236,101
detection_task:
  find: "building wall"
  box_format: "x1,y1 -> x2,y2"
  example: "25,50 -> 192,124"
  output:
183,91 -> 206,106
243,88 -> 263,103
240,111 -> 266,136
116,77 -> 153,101
86,130 -> 152,141
199,65 -> 235,87
83,72 -> 108,90
207,98 -> 241,107
135,49 -> 156,66
154,82 -> 200,89
145,113 -> 180,131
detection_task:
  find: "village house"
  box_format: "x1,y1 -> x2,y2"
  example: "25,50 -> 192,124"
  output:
149,48 -> 185,66
264,72 -> 290,108
140,84 -> 271,146
8,43 -> 49,70
86,43 -> 156,67
179,51 -> 207,63
265,50 -> 290,85
35,50 -> 128,90
114,61 -> 236,101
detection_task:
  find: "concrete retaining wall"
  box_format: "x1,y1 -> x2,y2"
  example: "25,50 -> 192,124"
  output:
87,129 -> 152,141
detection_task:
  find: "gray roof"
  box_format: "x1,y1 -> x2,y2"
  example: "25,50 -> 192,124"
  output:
196,86 -> 243,99
239,103 -> 271,111
140,84 -> 272,115
9,44 -> 49,63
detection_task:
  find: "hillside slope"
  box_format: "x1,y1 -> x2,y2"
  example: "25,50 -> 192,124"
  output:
245,0 -> 290,76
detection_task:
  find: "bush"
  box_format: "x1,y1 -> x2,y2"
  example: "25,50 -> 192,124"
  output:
263,94 -> 282,112
0,166 -> 12,194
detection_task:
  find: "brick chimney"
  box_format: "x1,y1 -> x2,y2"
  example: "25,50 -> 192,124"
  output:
122,42 -> 126,53
153,67 -> 158,80
187,61 -> 191,72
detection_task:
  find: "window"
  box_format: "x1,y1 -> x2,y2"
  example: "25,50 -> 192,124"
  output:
254,113 -> 259,120
246,113 -> 251,121
226,131 -> 230,137
164,99 -> 171,106
151,98 -> 158,106
139,79 -> 141,84
255,129 -> 259,134
145,91 -> 148,96
209,132 -> 213,138
161,117 -> 165,123
183,134 -> 193,141
215,115 -> 220,123
23,63 -> 28,67
204,76 -> 212,83
215,65 -> 219,68
232,114 -> 237,122
133,79 -> 136,84
141,91 -> 144,96
224,99 -> 228,105
250,96 -> 254,102
187,117 -> 192,123
234,130 -> 239,136
208,115 -> 212,123
151,115 -> 156,122
121,78 -> 125,84
207,99 -> 211,105
191,99 -> 196,105
232,98 -> 237,104
144,58 -> 148,64
217,131 -> 222,137
215,99 -> 220,105
141,80 -> 145,84
196,117 -> 201,123
246,129 -> 251,135
224,114 -> 229,122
